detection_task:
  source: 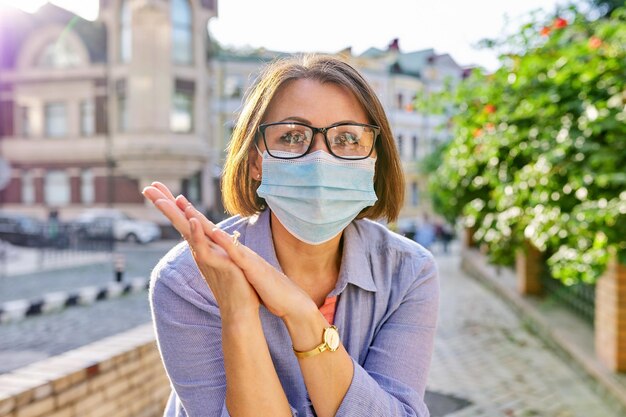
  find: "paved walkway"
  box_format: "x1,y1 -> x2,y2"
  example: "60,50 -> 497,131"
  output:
428,246 -> 622,417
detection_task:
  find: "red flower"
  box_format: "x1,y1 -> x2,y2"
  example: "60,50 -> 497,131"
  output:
473,128 -> 483,138
540,27 -> 551,37
553,17 -> 567,29
589,36 -> 602,49
484,104 -> 496,114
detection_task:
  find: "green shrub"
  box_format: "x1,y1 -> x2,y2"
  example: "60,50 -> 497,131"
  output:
427,5 -> 626,284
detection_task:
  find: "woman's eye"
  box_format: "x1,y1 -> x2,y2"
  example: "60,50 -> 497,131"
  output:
333,133 -> 360,145
280,132 -> 307,144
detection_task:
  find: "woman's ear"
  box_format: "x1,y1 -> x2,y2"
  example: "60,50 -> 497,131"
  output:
248,146 -> 263,181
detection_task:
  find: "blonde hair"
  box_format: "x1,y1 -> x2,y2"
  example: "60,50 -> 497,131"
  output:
221,54 -> 405,222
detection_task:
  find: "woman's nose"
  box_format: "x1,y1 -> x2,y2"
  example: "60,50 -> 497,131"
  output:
309,132 -> 331,153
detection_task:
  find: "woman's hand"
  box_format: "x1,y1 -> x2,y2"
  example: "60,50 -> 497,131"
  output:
166,196 -> 317,321
208,223 -> 317,321
142,183 -> 260,318
143,183 -> 316,321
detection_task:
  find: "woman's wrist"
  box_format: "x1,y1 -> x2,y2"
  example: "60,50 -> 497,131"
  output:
282,300 -> 329,352
221,305 -> 261,330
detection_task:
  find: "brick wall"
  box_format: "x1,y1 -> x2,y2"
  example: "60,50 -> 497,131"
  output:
595,252 -> 626,372
515,240 -> 543,295
0,324 -> 171,417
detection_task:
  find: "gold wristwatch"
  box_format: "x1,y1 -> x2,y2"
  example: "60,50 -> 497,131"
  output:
293,326 -> 340,359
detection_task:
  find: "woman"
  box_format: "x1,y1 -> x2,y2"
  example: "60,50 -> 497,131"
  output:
143,55 -> 439,417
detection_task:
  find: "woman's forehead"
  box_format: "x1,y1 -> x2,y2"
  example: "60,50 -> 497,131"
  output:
263,79 -> 369,125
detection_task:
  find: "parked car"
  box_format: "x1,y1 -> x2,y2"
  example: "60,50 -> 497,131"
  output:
72,209 -> 161,244
0,212 -> 45,247
396,218 -> 418,241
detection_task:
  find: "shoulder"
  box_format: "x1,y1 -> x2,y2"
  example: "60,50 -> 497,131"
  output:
353,219 -> 434,262
216,214 -> 249,234
352,219 -> 438,287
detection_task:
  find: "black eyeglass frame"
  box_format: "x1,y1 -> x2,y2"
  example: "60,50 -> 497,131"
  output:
257,121 -> 380,160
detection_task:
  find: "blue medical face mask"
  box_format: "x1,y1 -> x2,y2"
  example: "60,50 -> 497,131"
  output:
256,150 -> 378,245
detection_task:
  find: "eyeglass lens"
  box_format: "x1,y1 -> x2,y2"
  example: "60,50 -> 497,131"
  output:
263,123 -> 376,159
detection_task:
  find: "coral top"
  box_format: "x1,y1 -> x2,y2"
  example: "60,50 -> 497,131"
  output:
319,296 -> 338,324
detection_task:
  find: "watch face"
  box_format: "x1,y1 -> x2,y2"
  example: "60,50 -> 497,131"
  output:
324,327 -> 340,351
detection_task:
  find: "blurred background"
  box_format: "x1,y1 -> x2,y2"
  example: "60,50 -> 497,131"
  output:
0,1 -> 625,417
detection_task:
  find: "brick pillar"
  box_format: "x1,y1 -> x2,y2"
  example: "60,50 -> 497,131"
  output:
595,252 -> 626,372
515,240 -> 543,295
463,226 -> 476,248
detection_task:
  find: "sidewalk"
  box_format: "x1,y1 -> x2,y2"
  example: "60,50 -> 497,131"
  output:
460,246 -> 626,414
427,245 -> 625,417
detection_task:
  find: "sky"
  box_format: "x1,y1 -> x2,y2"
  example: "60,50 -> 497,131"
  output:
0,0 -> 578,71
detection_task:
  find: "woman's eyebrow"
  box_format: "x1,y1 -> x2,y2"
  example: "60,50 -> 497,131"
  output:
278,117 -> 362,125
279,116 -> 311,124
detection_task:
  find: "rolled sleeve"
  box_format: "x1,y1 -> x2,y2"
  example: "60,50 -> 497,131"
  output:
336,360 -> 429,417
336,255 -> 439,417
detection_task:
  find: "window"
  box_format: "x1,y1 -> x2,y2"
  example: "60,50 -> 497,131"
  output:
37,39 -> 82,69
45,103 -> 67,137
171,0 -> 193,64
182,172 -> 201,204
117,95 -> 128,132
397,135 -> 404,159
396,93 -> 404,109
411,182 -> 419,207
171,84 -> 194,133
120,0 -> 132,63
21,170 -> 35,204
81,169 -> 94,204
81,100 -> 95,136
224,75 -> 243,98
19,106 -> 30,137
411,135 -> 418,159
44,170 -> 70,206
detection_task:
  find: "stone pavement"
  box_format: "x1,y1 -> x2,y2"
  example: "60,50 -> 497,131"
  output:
427,245 -> 623,417
0,291 -> 152,374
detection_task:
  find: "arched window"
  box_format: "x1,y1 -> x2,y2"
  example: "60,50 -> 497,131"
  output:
171,0 -> 193,64
120,0 -> 132,63
36,37 -> 82,68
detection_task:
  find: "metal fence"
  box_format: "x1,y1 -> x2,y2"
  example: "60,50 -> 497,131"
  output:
0,223 -> 115,277
540,267 -> 596,325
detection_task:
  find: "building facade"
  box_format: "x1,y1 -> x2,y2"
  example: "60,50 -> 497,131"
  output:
0,2 -> 465,224
0,0 -> 218,222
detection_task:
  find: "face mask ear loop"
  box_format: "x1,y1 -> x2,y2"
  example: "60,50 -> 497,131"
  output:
254,143 -> 263,157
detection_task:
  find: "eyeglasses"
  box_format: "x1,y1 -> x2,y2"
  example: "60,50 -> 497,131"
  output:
257,121 -> 379,160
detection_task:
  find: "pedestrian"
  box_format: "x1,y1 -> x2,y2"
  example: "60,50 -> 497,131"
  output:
45,208 -> 59,246
415,214 -> 436,251
142,55 -> 439,417
440,223 -> 454,254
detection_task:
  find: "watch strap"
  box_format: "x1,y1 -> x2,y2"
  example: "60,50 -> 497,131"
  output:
293,325 -> 339,359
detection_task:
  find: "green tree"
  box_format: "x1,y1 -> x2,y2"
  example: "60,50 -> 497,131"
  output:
426,5 -> 626,284
589,0 -> 626,16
